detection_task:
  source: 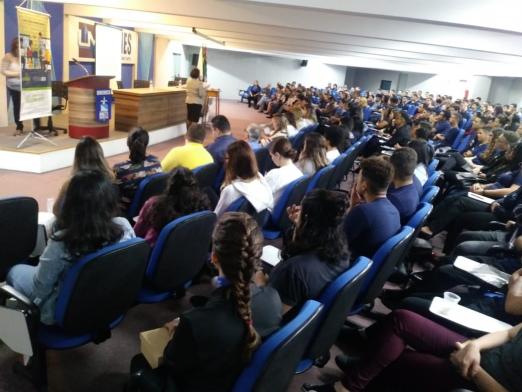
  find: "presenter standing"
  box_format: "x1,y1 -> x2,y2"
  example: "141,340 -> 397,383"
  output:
1,38 -> 23,135
185,67 -> 206,129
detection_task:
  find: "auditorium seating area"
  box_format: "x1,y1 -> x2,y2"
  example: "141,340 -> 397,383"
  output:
1,85 -> 522,392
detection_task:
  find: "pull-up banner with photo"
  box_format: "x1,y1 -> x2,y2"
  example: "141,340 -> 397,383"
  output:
17,7 -> 52,121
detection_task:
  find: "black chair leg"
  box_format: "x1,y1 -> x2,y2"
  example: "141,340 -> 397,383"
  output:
13,347 -> 48,390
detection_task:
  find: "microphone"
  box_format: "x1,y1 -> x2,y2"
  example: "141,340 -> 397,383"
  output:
72,58 -> 89,76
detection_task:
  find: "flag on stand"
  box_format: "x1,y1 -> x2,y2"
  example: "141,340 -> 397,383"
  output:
197,46 -> 207,81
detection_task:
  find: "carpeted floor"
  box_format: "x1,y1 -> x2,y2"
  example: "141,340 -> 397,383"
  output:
0,101 -> 377,392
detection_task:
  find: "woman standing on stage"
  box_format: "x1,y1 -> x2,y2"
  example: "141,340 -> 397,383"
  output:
1,38 -> 23,136
185,67 -> 206,129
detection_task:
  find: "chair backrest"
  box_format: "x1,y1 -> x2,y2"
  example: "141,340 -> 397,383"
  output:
270,176 -> 309,229
456,133 -> 474,153
145,211 -> 216,291
167,80 -> 176,87
193,162 -> 221,188
232,300 -> 323,392
55,238 -> 149,333
127,173 -> 169,219
421,185 -> 440,204
424,171 -> 442,190
302,257 -> 372,365
428,159 -> 439,176
406,202 -> 433,236
254,147 -> 276,175
226,197 -> 270,228
306,165 -> 335,192
116,81 -> 123,89
354,226 -> 414,309
0,197 -> 38,281
363,107 -> 372,122
451,129 -> 466,150
328,145 -> 359,188
291,124 -> 319,152
133,79 -> 150,88
407,104 -> 418,116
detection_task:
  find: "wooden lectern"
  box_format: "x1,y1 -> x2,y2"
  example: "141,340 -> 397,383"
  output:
64,75 -> 114,139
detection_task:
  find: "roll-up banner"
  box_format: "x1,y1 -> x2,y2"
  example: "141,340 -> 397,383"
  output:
17,7 -> 52,121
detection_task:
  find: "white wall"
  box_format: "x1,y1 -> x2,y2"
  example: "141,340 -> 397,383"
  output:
488,77 -> 522,107
154,39 -> 187,87
202,47 -> 347,100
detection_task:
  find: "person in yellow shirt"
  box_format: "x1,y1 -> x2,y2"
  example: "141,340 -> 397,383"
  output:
161,123 -> 214,171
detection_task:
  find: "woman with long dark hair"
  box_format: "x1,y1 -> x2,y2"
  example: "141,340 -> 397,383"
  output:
130,213 -> 282,391
7,170 -> 135,325
1,38 -> 23,135
133,167 -> 210,247
214,140 -> 273,216
267,189 -> 350,315
297,132 -> 329,176
113,127 -> 162,212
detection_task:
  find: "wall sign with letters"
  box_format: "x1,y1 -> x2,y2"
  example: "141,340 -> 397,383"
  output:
68,15 -> 138,64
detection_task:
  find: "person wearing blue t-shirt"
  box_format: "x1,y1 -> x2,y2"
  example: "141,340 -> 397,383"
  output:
206,115 -> 237,164
433,111 -> 458,148
344,156 -> 401,259
388,147 -> 420,224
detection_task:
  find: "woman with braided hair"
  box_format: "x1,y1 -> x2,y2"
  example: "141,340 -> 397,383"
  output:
129,212 -> 281,392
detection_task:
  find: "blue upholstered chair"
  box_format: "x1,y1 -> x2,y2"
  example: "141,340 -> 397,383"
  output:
295,257 -> 373,374
350,226 -> 415,314
421,185 -> 440,204
137,211 -> 216,303
127,173 -> 169,220
0,238 -> 149,388
424,171 -> 442,191
226,197 -> 271,228
306,165 -> 336,192
263,176 -> 311,240
428,158 -> 440,176
232,300 -> 323,392
450,129 -> 466,150
290,124 -> 319,152
239,85 -> 253,103
193,162 -> 221,209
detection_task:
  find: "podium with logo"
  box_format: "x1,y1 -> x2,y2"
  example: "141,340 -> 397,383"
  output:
64,75 -> 114,139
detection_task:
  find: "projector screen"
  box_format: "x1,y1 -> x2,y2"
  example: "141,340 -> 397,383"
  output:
95,24 -> 122,82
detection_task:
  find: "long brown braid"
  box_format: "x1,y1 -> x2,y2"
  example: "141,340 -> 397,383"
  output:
212,212 -> 263,362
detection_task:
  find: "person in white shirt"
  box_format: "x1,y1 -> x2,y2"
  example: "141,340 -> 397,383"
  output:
324,126 -> 343,163
409,139 -> 430,185
215,140 -> 274,216
185,67 -> 206,129
264,137 -> 303,205
297,132 -> 329,176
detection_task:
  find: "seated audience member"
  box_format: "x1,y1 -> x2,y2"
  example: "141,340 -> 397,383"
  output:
267,190 -> 350,314
324,126 -> 343,163
283,111 -> 298,137
293,106 -> 314,130
161,123 -> 214,172
344,156 -> 401,258
247,80 -> 261,108
297,132 -> 329,176
206,115 -> 236,164
412,121 -> 435,161
54,136 -> 114,217
387,147 -> 421,223
214,140 -> 274,216
264,137 -> 302,205
386,110 -> 411,147
130,212 -> 282,392
261,114 -> 293,144
133,167 -> 210,247
7,170 -> 135,325
245,123 -> 263,150
434,111 -> 460,148
408,139 -> 430,185
305,310 -> 522,392
113,127 -> 162,212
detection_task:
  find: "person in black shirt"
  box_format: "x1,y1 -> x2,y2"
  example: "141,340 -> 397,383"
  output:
267,189 -> 350,315
130,212 -> 282,392
386,110 -> 412,147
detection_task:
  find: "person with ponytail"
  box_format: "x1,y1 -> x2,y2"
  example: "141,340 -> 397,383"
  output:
113,127 -> 162,212
133,167 -> 210,247
264,137 -> 302,204
129,212 -> 282,392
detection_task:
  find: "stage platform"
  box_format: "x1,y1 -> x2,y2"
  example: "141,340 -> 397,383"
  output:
0,111 -> 186,173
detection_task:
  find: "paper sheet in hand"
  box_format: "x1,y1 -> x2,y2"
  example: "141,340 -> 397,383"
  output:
140,327 -> 170,369
261,245 -> 281,267
454,256 -> 511,288
467,192 -> 495,205
429,297 -> 512,333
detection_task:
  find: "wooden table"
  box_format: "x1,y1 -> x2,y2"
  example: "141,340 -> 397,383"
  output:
113,87 -> 187,132
207,88 -> 221,116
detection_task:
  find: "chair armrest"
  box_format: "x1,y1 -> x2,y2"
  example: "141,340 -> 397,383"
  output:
485,244 -> 516,258
488,221 -> 508,231
0,284 -> 34,310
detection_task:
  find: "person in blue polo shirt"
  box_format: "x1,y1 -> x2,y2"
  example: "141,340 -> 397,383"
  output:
387,147 -> 420,224
206,115 -> 237,164
344,156 -> 401,259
